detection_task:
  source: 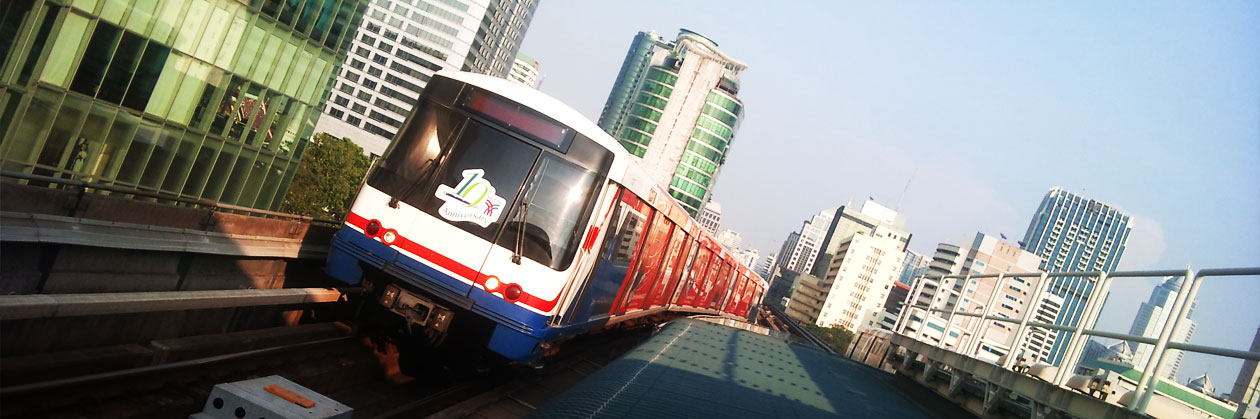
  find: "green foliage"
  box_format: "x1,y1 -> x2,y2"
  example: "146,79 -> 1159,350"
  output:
805,323 -> 855,354
280,133 -> 370,220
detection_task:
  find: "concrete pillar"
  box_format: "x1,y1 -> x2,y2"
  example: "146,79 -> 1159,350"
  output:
982,384 -> 1010,416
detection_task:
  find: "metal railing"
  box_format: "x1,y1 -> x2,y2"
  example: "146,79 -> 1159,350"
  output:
0,170 -> 339,225
893,266 -> 1260,416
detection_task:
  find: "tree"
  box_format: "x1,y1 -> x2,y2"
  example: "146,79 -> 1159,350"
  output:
280,133 -> 370,220
805,323 -> 855,354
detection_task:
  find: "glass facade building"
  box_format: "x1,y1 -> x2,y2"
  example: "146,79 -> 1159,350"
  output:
313,0 -> 536,157
1020,187 -> 1132,364
598,29 -> 746,217
0,0 -> 367,210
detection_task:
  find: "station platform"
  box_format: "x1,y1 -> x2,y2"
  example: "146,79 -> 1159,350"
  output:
529,318 -> 973,418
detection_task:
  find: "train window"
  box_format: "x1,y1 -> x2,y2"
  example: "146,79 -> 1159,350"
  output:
367,101 -> 464,204
414,120 -> 540,242
566,134 -> 613,177
617,212 -> 672,312
495,153 -> 602,271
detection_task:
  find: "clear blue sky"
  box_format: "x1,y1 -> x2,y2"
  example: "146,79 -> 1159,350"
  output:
517,1 -> 1259,388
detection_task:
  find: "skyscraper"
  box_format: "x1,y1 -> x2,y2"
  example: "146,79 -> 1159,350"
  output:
809,200 -> 910,278
698,200 -> 722,236
314,0 -> 537,157
1021,187 -> 1132,364
896,233 -> 1060,363
507,52 -> 541,88
795,225 -> 905,331
898,249 -> 930,286
1,0 -> 367,211
598,29 -> 747,217
1128,276 -> 1196,380
777,208 -> 836,274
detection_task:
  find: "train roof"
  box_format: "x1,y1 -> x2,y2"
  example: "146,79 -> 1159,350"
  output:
436,72 -> 766,286
435,71 -> 628,161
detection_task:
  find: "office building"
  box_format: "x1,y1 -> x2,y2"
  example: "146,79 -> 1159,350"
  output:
789,225 -> 905,331
896,233 -> 1063,363
1021,187 -> 1132,364
809,200 -> 910,278
756,252 -> 778,279
597,29 -> 747,216
0,0 -> 367,211
1230,327 -> 1260,408
507,51 -> 541,88
876,282 -> 912,331
898,249 -> 930,286
1128,276 -> 1197,380
774,231 -> 801,272
777,208 -> 836,274
698,200 -> 721,235
314,0 -> 537,157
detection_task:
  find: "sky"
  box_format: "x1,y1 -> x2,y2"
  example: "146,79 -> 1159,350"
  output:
516,1 -> 1259,389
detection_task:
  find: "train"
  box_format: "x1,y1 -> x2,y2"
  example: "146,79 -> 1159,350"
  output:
325,70 -> 766,364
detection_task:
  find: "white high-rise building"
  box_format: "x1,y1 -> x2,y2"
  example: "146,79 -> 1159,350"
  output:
896,233 -> 1062,363
698,201 -> 722,236
507,52 -> 541,88
810,225 -> 906,331
756,252 -> 778,279
778,208 -> 836,274
1129,276 -> 1197,380
716,229 -> 743,250
315,0 -> 537,157
809,200 -> 910,278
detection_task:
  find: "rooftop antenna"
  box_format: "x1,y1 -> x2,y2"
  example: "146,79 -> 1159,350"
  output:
897,168 -> 917,210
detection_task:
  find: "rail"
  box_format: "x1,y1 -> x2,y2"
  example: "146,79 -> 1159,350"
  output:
893,266 -> 1260,417
764,303 -> 836,355
0,170 -> 339,225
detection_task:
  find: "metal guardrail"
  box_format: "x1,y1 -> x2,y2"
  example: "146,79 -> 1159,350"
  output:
0,170 -> 339,225
0,287 -> 363,320
894,266 -> 1260,416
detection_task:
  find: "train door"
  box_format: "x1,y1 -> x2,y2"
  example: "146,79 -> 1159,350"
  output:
677,246 -> 711,307
725,274 -> 747,314
705,261 -> 733,310
648,230 -> 689,307
613,212 -> 673,314
666,241 -> 698,306
557,190 -> 649,325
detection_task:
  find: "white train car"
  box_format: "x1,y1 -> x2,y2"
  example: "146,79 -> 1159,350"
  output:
326,71 -> 766,364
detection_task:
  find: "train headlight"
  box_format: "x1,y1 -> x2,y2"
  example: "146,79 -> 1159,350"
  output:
366,220 -> 381,236
504,284 -> 522,301
484,276 -> 500,291
381,230 -> 397,244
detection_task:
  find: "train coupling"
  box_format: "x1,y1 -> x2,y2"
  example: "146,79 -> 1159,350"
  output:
379,284 -> 453,334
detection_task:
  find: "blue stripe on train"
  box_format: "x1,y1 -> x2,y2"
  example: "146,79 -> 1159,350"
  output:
327,227 -> 562,363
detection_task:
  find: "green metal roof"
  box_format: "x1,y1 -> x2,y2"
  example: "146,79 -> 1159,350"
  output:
1081,359 -> 1234,418
530,318 -> 957,418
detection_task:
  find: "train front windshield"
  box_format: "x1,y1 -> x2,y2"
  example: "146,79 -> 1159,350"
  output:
367,80 -> 611,271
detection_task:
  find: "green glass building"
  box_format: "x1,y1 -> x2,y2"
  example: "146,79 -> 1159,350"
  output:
598,29 -> 746,217
0,0 -> 368,210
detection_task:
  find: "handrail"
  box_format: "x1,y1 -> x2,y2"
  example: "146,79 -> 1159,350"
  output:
893,266 -> 1260,416
0,170 -> 339,225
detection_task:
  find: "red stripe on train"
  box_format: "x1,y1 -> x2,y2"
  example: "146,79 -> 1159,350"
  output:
344,212 -> 560,312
